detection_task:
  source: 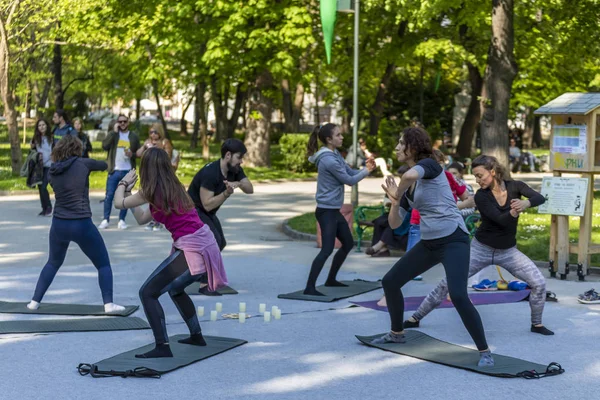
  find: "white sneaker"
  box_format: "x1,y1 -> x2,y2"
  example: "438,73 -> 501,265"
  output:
27,300 -> 40,310
117,220 -> 128,230
145,222 -> 155,231
104,303 -> 126,313
98,219 -> 109,229
152,223 -> 161,232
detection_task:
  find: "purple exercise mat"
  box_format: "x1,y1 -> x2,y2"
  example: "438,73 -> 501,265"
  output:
351,290 -> 531,312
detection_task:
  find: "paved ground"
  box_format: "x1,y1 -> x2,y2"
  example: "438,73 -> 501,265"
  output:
1,174 -> 599,399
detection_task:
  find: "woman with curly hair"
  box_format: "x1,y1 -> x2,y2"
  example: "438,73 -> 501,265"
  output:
371,127 -> 494,367
27,135 -> 125,313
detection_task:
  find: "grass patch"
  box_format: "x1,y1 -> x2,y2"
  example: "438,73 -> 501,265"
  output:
288,195 -> 600,266
0,125 -> 316,192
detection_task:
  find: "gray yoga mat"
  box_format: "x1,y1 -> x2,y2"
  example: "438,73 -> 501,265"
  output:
184,283 -> 238,296
0,301 -> 138,317
0,317 -> 149,335
356,330 -> 564,379
78,335 -> 247,378
278,280 -> 382,303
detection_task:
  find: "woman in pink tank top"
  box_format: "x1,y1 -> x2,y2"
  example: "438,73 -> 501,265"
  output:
114,147 -> 227,359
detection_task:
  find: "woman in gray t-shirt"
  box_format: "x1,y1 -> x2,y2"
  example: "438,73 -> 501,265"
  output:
370,127 -> 494,368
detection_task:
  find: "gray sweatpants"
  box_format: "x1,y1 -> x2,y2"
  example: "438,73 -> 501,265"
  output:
412,238 -> 546,325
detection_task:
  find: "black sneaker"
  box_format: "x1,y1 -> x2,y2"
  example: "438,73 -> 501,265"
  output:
198,286 -> 222,296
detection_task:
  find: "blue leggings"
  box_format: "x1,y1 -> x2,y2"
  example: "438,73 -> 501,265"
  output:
32,217 -> 114,304
139,251 -> 203,345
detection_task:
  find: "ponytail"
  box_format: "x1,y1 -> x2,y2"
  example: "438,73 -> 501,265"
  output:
306,123 -> 338,156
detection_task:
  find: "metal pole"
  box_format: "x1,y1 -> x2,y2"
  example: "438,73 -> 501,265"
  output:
350,0 -> 359,207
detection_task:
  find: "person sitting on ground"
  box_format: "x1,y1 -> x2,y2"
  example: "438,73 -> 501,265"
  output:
509,138 -> 522,172
365,165 -> 411,257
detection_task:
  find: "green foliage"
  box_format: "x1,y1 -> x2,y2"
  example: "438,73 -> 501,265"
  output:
279,133 -> 315,173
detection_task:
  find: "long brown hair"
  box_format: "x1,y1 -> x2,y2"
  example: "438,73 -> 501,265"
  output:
307,123 -> 337,156
51,134 -> 83,162
472,155 -> 510,182
401,126 -> 433,162
32,119 -> 52,146
139,147 -> 194,215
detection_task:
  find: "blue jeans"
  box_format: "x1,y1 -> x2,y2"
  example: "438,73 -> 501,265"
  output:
33,217 -> 113,303
407,224 -> 421,251
103,169 -> 129,221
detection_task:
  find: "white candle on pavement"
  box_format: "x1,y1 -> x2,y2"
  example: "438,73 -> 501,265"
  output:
264,311 -> 271,322
271,305 -> 278,315
239,312 -> 246,323
274,309 -> 281,320
239,302 -> 246,313
215,302 -> 223,312
210,310 -> 217,321
259,303 -> 266,313
197,306 -> 205,317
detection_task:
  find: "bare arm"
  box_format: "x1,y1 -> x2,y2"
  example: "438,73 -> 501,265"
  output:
235,178 -> 254,194
113,170 -> 153,224
200,186 -> 231,212
136,140 -> 149,158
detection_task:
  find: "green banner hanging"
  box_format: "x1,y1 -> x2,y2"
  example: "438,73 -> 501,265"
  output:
320,0 -> 337,64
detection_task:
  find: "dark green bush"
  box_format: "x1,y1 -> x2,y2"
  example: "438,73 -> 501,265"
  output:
279,133 -> 315,173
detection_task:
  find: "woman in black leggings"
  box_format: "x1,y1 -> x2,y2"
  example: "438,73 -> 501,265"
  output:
115,148 -> 227,358
373,127 -> 494,367
304,123 -> 376,296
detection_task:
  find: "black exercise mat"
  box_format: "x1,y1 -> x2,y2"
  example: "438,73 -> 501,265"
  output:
184,283 -> 238,296
78,335 -> 247,378
0,301 -> 138,316
0,317 -> 149,335
278,280 -> 382,303
357,330 -> 564,379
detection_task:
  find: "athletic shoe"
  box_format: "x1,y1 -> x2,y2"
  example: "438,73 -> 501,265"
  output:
478,351 -> 495,367
472,279 -> 497,291
152,223 -> 162,232
145,221 -> 155,231
372,250 -> 390,257
117,220 -> 128,230
98,219 -> 109,229
371,332 -> 406,344
37,210 -> 46,216
507,281 -> 529,291
578,288 -> 600,304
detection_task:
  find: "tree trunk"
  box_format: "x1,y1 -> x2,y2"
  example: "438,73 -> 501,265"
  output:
479,0 -> 517,168
419,61 -> 424,124
532,115 -> 542,148
291,82 -> 304,133
180,94 -> 194,135
210,75 -> 228,141
244,72 -> 272,167
456,62 -> 483,158
227,84 -> 245,138
281,78 -> 292,132
135,96 -> 141,122
369,62 -> 395,136
52,40 -> 63,110
152,79 -> 170,139
340,95 -> 352,134
522,106 -> 534,149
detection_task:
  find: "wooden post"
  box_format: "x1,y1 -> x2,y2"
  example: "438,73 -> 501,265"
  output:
577,172 -> 594,275
548,171 -> 560,273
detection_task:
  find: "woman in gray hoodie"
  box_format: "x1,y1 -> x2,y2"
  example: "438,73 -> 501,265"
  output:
304,123 -> 375,296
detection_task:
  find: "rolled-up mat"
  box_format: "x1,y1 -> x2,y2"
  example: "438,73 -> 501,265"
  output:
357,330 -> 564,379
0,317 -> 149,335
184,283 -> 238,296
351,290 -> 531,312
278,280 -> 382,303
78,335 -> 247,378
0,301 -> 138,316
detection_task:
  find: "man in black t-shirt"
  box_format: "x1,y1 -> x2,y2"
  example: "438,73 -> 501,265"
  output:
188,138 -> 254,252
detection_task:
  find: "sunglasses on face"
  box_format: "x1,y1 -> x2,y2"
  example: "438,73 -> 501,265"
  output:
149,130 -> 158,134
118,120 -> 128,124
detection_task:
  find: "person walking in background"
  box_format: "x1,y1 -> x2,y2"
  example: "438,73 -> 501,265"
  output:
98,114 -> 140,230
30,119 -> 55,216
